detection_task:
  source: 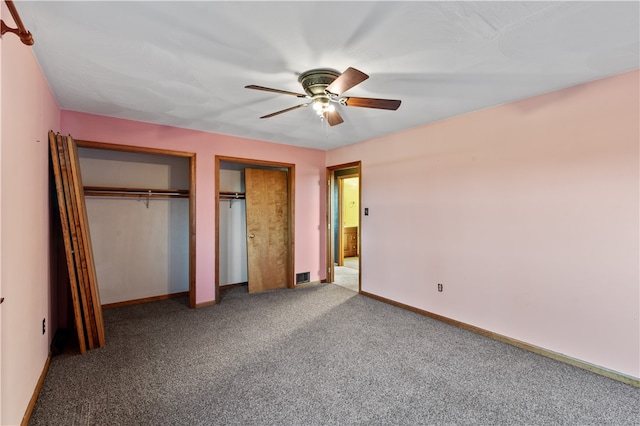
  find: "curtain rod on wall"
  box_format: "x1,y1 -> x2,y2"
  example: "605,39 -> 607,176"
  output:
1,0 -> 34,46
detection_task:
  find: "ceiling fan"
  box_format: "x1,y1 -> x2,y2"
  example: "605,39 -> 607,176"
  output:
245,67 -> 401,126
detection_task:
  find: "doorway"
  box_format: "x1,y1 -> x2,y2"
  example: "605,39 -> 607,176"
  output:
76,140 -> 196,308
326,162 -> 361,292
215,157 -> 295,301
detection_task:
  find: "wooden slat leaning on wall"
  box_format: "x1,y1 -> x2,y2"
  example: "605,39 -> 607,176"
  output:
56,134 -> 96,349
63,134 -> 105,347
48,131 -> 105,352
49,131 -> 88,353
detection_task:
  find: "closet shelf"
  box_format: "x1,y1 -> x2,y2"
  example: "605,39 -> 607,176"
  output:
84,186 -> 190,199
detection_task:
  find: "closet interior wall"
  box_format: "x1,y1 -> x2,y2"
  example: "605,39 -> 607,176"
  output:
78,148 -> 190,305
218,166 -> 248,286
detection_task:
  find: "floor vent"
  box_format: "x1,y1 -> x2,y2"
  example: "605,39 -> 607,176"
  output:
296,272 -> 310,284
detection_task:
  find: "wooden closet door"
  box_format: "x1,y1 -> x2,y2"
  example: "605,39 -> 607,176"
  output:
245,168 -> 289,293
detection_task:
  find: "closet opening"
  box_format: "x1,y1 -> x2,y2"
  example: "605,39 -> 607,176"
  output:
215,156 -> 295,301
76,140 -> 197,308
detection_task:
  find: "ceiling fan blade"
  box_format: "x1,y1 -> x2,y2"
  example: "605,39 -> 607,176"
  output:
325,67 -> 369,95
260,103 -> 308,119
344,97 -> 401,110
324,110 -> 344,126
245,85 -> 307,98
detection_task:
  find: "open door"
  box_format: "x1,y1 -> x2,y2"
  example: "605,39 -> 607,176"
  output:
245,168 -> 289,293
326,162 -> 361,290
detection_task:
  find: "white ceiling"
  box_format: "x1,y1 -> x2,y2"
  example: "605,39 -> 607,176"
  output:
17,1 -> 640,150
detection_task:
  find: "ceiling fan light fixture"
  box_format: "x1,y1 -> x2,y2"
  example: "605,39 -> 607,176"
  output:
245,66 -> 401,126
312,96 -> 333,116
314,103 -> 336,118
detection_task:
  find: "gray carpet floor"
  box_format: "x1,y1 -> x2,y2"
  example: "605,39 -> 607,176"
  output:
30,284 -> 639,425
333,266 -> 359,292
334,256 -> 359,292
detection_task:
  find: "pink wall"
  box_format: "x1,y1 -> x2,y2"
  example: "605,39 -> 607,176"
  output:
60,112 -> 327,304
327,70 -> 640,379
1,4 -> 61,423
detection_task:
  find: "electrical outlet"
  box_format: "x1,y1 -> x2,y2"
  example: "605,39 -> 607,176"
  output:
437,283 -> 443,292
42,318 -> 46,335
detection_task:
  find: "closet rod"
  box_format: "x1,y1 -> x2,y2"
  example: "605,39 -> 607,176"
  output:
84,186 -> 189,198
1,0 -> 34,45
219,191 -> 245,200
84,192 -> 189,199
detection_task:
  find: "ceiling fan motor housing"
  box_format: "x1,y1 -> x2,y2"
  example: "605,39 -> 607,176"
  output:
298,68 -> 341,96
